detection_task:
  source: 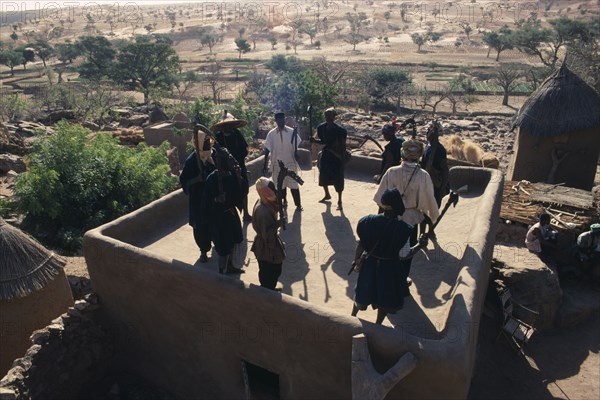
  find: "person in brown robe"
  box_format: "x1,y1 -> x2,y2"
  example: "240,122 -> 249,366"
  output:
251,177 -> 286,290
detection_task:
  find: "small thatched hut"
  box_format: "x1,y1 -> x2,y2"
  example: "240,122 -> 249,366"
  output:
507,65 -> 600,190
0,220 -> 74,376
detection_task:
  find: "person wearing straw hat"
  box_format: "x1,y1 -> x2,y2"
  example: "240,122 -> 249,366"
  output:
263,111 -> 302,211
310,107 -> 348,210
179,127 -> 216,263
212,110 -> 252,221
373,139 -> 439,289
251,177 -> 286,290
351,189 -> 428,324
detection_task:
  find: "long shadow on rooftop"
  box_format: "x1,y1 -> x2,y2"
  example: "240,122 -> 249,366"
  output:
279,208 -> 310,301
320,202 -> 356,303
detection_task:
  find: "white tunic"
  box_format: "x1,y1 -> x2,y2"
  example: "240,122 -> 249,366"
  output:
264,125 -> 301,189
373,162 -> 440,226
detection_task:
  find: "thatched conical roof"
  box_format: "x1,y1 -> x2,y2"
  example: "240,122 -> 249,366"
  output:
0,219 -> 66,301
511,64 -> 600,137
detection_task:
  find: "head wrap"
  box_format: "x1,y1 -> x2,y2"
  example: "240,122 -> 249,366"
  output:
381,188 -> 406,216
591,223 -> 600,234
401,139 -> 424,161
255,177 -> 278,214
382,124 -> 396,134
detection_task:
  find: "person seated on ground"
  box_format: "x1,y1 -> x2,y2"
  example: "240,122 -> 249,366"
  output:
351,188 -> 428,325
373,123 -> 404,184
251,177 -> 286,291
575,223 -> 600,272
525,213 -> 558,256
577,223 -> 600,256
202,147 -> 245,275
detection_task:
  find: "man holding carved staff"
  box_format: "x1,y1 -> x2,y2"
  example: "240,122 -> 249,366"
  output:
263,111 -> 303,211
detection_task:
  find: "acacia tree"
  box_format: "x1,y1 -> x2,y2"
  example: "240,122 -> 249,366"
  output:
345,12 -> 370,51
77,35 -> 115,80
368,68 -> 412,112
460,22 -> 473,41
412,86 -> 448,116
483,26 -> 514,61
411,33 -> 427,51
199,28 -> 222,54
512,16 -> 593,69
234,37 -> 251,59
0,50 -> 24,75
15,46 -> 35,70
112,41 -> 180,104
493,64 -> 523,106
33,39 -> 54,67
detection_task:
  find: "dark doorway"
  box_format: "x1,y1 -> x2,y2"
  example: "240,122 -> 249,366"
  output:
242,360 -> 280,400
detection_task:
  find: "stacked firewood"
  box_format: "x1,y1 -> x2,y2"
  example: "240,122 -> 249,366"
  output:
501,180 -> 597,232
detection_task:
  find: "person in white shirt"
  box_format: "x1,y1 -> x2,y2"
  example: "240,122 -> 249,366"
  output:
373,139 -> 439,287
525,213 -> 558,255
262,111 -> 302,211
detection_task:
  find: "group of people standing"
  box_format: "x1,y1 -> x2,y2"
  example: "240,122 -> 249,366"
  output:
180,108 -> 452,324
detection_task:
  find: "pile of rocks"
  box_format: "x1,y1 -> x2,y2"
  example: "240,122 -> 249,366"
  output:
0,293 -> 112,400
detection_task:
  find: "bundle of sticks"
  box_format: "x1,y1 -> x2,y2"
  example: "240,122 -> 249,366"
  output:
501,180 -> 597,232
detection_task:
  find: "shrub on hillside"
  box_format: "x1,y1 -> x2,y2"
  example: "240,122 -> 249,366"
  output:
14,121 -> 177,250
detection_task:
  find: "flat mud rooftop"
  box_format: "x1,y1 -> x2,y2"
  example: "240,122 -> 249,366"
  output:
143,168 -> 486,338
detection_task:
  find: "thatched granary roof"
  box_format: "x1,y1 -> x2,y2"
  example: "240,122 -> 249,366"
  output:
0,219 -> 66,300
511,64 -> 600,137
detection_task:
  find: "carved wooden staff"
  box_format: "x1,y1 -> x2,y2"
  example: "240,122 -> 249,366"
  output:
276,160 -> 304,230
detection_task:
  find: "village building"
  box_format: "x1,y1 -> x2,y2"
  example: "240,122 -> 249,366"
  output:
508,65 -> 600,191
0,220 -> 74,376
82,155 -> 503,399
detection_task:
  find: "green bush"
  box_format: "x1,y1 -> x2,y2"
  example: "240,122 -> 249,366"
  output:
14,121 -> 177,250
0,93 -> 29,121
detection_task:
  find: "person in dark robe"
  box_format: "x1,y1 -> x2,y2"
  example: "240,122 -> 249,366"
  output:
421,121 -> 449,207
213,110 -> 252,221
310,107 -> 348,210
202,146 -> 245,275
373,123 -> 404,184
179,127 -> 216,263
351,188 -> 429,324
251,177 -> 286,290
420,121 -> 449,239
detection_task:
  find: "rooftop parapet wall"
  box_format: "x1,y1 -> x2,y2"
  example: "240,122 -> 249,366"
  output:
83,155 -> 503,399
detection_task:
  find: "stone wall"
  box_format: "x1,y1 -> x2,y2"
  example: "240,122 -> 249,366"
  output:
0,294 -> 113,400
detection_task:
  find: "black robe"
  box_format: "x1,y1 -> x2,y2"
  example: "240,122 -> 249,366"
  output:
317,122 -> 347,192
202,170 -> 243,256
